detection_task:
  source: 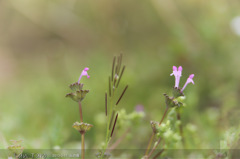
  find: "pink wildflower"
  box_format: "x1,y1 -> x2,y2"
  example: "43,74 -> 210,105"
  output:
78,67 -> 90,83
181,74 -> 194,92
170,66 -> 182,88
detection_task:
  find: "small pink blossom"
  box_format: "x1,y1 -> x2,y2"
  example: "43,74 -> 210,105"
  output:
181,74 -> 194,92
170,66 -> 182,88
135,105 -> 144,112
78,67 -> 90,83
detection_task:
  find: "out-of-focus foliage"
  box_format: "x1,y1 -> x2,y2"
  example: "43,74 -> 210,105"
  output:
0,0 -> 240,158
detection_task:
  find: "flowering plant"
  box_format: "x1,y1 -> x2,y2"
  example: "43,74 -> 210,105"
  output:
66,67 -> 92,159
143,66 -> 195,159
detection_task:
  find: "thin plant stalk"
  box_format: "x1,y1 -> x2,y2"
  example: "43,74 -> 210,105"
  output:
159,107 -> 169,126
101,91 -> 114,159
101,55 -> 127,159
117,54 -> 122,75
116,65 -> 125,88
105,92 -> 107,116
144,132 -> 155,156
78,101 -> 85,159
106,94 -> 114,141
108,128 -> 131,151
147,137 -> 162,158
177,112 -> 185,146
105,77 -> 114,143
153,149 -> 165,159
110,113 -> 118,137
109,77 -> 112,97
145,106 -> 169,156
108,110 -> 115,130
81,133 -> 85,159
78,101 -> 83,122
116,85 -> 128,105
111,56 -> 116,81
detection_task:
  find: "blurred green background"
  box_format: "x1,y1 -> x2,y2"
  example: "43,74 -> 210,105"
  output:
0,0 -> 240,153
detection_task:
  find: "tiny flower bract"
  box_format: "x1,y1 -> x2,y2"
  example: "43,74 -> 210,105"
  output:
66,67 -> 90,102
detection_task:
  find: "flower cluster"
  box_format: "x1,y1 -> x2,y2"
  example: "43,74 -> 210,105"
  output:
72,121 -> 93,134
164,66 -> 195,107
66,67 -> 90,102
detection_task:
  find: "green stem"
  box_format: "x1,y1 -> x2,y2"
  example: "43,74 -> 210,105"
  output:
145,107 -> 169,157
78,101 -> 83,122
108,128 -> 130,151
159,107 -> 169,125
101,92 -> 115,159
153,149 -> 164,159
177,112 -> 185,146
81,133 -> 85,159
106,97 -> 113,143
145,132 -> 155,156
147,137 -> 162,158
78,101 -> 85,158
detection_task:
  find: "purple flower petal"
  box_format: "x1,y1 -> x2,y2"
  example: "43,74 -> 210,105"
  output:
171,66 -> 182,88
78,67 -> 90,83
181,74 -> 195,92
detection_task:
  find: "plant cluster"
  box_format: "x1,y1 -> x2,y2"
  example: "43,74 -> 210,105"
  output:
64,58 -> 197,158
7,55 -> 240,159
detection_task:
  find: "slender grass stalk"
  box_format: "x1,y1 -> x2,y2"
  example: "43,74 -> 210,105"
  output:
116,85 -> 128,105
111,56 -> 116,81
109,77 -> 111,97
113,75 -> 117,88
117,54 -> 122,75
116,66 -> 125,88
109,110 -> 115,130
110,114 -> 118,137
101,85 -> 114,159
106,75 -> 115,143
115,55 -> 121,75
105,92 -> 107,116
101,55 -> 127,159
